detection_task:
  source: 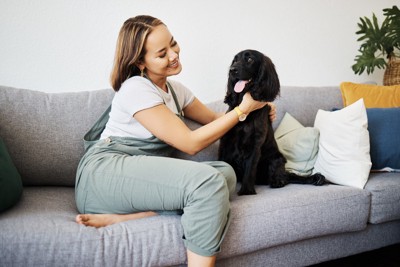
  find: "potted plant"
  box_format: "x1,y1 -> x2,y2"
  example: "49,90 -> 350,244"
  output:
352,5 -> 400,85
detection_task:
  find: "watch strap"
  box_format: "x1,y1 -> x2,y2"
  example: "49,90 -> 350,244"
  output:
234,106 -> 244,117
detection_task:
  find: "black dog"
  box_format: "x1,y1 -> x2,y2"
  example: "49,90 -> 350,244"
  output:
218,50 -> 325,195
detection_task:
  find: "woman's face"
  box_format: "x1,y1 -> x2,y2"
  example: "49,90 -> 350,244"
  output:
141,25 -> 182,86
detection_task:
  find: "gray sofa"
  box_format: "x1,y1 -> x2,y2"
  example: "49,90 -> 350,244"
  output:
0,84 -> 399,267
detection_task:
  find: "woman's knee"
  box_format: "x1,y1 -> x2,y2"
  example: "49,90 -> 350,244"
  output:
203,161 -> 237,198
215,161 -> 237,198
224,165 -> 236,197
193,171 -> 230,209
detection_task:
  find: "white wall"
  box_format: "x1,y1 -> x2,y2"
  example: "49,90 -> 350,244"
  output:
0,0 -> 397,102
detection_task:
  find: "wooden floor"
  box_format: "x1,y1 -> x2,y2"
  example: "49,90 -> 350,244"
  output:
310,243 -> 400,267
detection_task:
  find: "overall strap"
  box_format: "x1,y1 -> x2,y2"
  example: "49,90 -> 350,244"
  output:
83,104 -> 111,151
167,81 -> 184,117
143,74 -> 183,117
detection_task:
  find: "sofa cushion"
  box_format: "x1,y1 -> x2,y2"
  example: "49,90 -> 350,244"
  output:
340,82 -> 400,108
220,183 -> 370,257
313,99 -> 371,189
274,113 -> 320,176
365,172 -> 400,224
0,184 -> 370,266
0,136 -> 23,212
0,186 -> 187,267
0,86 -> 114,186
366,108 -> 400,171
273,86 -> 344,128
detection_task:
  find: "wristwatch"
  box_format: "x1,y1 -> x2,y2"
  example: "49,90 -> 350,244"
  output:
234,106 -> 247,121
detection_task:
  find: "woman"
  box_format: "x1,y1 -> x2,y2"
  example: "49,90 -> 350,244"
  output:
75,15 -> 276,267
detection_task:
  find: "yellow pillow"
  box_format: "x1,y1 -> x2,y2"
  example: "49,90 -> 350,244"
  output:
340,82 -> 400,107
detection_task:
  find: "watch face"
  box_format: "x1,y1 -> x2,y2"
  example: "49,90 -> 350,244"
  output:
239,114 -> 247,121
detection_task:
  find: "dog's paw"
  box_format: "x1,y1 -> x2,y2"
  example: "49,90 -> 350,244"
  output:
312,173 -> 326,186
238,186 -> 257,195
270,179 -> 288,188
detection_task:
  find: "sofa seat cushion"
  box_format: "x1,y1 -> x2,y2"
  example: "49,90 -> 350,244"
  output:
218,183 -> 370,258
364,172 -> 400,224
0,184 -> 370,266
0,186 -> 188,267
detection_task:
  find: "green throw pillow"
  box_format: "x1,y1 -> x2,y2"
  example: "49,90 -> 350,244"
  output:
0,137 -> 23,212
274,113 -> 320,176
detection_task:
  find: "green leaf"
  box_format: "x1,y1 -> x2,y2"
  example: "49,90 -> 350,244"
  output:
352,47 -> 387,75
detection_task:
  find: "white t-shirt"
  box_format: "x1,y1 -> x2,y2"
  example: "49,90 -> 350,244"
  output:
100,76 -> 195,139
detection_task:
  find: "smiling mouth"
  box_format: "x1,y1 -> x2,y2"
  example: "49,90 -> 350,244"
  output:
169,59 -> 179,68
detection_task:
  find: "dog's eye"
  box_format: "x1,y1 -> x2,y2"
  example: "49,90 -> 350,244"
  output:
247,57 -> 254,63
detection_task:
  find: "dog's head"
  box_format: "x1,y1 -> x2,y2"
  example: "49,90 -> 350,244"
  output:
225,50 -> 280,107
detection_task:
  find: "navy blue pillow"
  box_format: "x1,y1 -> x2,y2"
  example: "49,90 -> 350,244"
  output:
366,108 -> 400,171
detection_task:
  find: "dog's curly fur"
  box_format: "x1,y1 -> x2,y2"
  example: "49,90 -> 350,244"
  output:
218,50 -> 325,195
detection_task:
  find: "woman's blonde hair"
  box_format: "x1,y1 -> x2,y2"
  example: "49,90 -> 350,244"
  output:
110,15 -> 164,91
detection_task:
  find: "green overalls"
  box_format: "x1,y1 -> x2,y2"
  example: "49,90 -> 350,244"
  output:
75,85 -> 235,256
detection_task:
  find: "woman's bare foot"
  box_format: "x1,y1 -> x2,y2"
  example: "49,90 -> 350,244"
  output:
75,211 -> 157,228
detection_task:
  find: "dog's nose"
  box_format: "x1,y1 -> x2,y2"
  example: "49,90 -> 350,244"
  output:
230,66 -> 238,74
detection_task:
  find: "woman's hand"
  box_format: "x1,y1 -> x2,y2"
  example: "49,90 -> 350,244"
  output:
268,102 -> 277,122
238,92 -> 277,121
238,92 -> 268,114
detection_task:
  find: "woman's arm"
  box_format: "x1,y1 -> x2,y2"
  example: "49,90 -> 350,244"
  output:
134,92 -> 266,155
182,98 -> 222,125
183,98 -> 277,124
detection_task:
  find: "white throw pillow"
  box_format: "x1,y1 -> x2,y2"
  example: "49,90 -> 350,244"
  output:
275,113 -> 320,176
313,99 -> 371,188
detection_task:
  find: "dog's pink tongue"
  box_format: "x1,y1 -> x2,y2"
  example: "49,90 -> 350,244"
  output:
234,80 -> 249,93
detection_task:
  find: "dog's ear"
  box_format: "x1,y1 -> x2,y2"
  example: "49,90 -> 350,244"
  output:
252,56 -> 280,102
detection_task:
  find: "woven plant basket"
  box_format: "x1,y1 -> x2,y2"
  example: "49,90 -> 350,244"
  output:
383,56 -> 400,86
